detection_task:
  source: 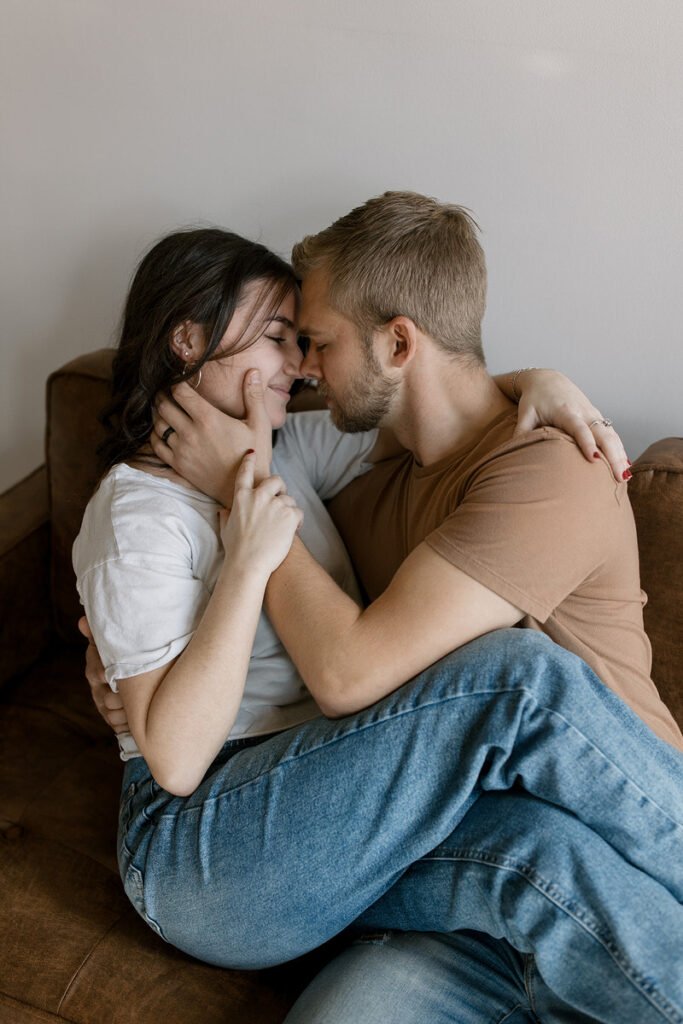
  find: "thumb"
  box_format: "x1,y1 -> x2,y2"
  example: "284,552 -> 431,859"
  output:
243,369 -> 270,429
512,403 -> 540,437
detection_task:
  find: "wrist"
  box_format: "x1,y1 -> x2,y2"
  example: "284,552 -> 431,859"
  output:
509,367 -> 540,402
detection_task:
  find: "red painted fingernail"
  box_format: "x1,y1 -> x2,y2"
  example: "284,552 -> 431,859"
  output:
246,448 -> 255,455
593,452 -> 600,459
627,459 -> 632,466
622,469 -> 632,481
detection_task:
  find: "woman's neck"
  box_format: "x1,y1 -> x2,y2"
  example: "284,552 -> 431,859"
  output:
126,445 -> 200,492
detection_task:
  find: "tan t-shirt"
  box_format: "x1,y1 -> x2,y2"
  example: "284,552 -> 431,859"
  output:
328,410 -> 683,751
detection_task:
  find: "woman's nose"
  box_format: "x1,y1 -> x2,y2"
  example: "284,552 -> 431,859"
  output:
281,338 -> 303,376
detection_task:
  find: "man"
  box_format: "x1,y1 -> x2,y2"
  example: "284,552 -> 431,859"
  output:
88,193 -> 682,1021
264,192 -> 683,1021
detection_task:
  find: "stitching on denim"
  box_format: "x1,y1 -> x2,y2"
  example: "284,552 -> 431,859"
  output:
124,862 -> 166,941
497,1004 -> 530,1024
422,848 -> 683,1024
156,687 -> 683,829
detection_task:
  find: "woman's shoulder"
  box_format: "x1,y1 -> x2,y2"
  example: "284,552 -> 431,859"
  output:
74,464 -> 217,577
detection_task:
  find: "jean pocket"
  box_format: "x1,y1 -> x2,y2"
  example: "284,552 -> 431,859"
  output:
122,861 -> 166,941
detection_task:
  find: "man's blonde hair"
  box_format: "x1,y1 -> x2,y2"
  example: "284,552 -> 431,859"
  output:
292,191 -> 487,363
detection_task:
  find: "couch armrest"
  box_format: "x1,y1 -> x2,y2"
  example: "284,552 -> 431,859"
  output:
630,437 -> 683,727
0,466 -> 53,685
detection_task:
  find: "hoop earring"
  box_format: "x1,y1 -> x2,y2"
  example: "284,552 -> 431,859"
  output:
183,363 -> 202,389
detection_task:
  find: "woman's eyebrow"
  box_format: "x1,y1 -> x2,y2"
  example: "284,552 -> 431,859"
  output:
266,315 -> 295,330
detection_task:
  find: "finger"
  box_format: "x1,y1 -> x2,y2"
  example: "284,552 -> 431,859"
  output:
234,450 -> 256,493
167,381 -> 213,420
596,429 -> 631,482
152,415 -> 171,439
257,474 -> 288,499
106,709 -> 131,733
243,369 -> 272,430
102,689 -> 125,712
85,645 -> 106,678
77,615 -> 93,642
155,390 -> 195,430
568,417 -> 601,463
149,429 -> 176,466
511,405 -> 541,436
277,494 -> 298,509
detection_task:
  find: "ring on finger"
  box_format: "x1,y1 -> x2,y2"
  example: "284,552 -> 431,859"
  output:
589,418 -> 613,430
161,426 -> 175,444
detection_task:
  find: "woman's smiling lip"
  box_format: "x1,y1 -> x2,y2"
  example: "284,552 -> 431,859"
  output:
269,385 -> 291,400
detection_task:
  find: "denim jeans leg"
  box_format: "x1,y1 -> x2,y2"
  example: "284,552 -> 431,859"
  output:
283,930 -> 540,1024
357,790 -> 683,1024
119,630 -> 682,979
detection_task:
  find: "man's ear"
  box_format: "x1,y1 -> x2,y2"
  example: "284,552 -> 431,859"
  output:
382,316 -> 419,370
170,321 -> 206,364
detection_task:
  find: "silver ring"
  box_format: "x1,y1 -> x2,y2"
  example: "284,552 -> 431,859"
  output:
161,426 -> 175,444
589,418 -> 613,430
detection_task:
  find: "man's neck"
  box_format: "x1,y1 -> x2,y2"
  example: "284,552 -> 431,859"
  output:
387,356 -> 515,467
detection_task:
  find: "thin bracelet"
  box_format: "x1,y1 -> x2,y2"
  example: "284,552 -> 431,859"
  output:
510,367 -> 540,402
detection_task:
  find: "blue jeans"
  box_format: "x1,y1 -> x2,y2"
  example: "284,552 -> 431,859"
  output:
117,630 -> 683,1021
283,929 -> 599,1024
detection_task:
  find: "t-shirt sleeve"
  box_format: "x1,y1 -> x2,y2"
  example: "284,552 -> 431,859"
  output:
278,411 -> 379,500
75,497 -> 211,690
425,434 -> 623,622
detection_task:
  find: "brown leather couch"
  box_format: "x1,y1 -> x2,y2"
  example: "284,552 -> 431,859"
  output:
1,349 -> 681,1024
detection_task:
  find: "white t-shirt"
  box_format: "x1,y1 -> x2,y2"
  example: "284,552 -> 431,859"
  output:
73,411 -> 378,760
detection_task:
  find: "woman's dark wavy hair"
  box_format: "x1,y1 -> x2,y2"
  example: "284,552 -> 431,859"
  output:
98,228 -> 298,471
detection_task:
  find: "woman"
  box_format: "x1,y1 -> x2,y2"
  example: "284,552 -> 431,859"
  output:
76,227 -> 681,1022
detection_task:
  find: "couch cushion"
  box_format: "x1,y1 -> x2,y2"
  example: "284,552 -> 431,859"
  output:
0,647 -> 324,1023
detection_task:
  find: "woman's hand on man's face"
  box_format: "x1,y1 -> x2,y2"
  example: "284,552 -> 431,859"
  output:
150,370 -> 274,506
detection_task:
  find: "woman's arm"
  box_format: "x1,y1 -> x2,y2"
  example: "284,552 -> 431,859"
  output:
92,457 -> 303,797
149,369 -> 630,504
493,368 -> 629,480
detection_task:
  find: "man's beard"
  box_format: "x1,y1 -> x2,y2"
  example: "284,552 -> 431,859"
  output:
320,349 -> 398,433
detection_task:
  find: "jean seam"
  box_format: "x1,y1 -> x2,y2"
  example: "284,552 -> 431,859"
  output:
498,1004 -> 531,1024
152,687 -> 681,829
423,847 -> 682,1024
523,954 -> 541,1022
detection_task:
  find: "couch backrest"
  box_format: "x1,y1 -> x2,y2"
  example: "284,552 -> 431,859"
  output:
47,350 -> 115,640
45,352 -> 682,727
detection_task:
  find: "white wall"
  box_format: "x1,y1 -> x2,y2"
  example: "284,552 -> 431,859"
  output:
2,0 -> 682,491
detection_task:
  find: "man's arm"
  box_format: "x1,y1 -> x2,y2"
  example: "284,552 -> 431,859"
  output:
264,538 -> 521,717
149,370 -> 630,505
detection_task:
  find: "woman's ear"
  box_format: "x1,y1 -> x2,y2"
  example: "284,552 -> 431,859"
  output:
170,321 -> 206,364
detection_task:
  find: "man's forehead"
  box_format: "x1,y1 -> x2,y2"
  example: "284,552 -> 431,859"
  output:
299,268 -> 336,334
